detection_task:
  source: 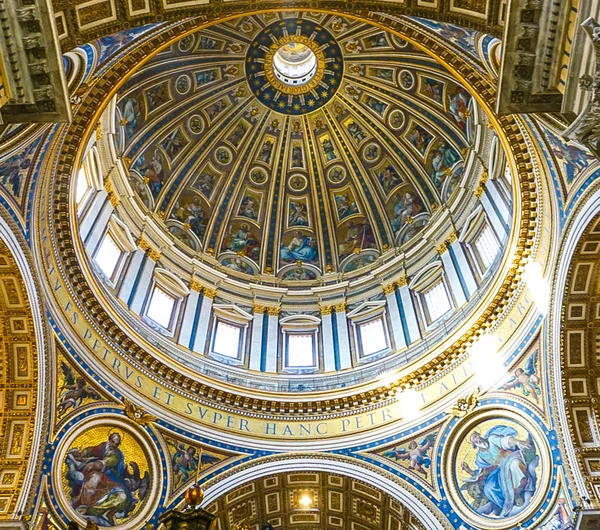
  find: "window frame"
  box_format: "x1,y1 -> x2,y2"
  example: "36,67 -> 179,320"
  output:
210,319 -> 244,361
145,284 -> 178,330
142,269 -> 190,335
472,222 -> 501,273
284,331 -> 317,369
92,230 -> 126,284
409,262 -> 455,329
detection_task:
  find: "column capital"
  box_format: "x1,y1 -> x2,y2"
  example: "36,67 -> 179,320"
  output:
382,283 -> 395,295
320,305 -> 333,315
253,304 -> 266,314
396,275 -> 408,288
334,302 -> 346,313
203,288 -> 217,300
189,280 -> 203,292
266,306 -> 280,316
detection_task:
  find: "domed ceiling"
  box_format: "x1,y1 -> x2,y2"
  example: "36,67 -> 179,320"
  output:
115,13 -> 473,282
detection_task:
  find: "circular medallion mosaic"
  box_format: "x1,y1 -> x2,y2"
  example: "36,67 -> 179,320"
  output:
54,416 -> 159,529
444,408 -> 550,529
246,18 -> 343,115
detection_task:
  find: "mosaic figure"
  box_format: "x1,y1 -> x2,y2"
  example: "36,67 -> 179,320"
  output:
120,96 -> 141,137
345,120 -> 367,143
459,424 -> 539,518
390,191 -> 424,233
160,129 -> 187,160
377,165 -> 402,195
288,199 -> 309,227
447,86 -> 471,130
280,232 -> 318,263
198,35 -> 217,49
227,122 -> 248,148
134,150 -> 165,197
338,222 -> 375,259
500,352 -> 541,403
145,83 -> 168,110
206,99 -> 228,121
195,70 -> 217,86
282,267 -> 318,281
173,195 -> 206,239
334,192 -> 359,220
399,71 -> 414,90
57,362 -> 101,416
193,170 -> 217,198
223,223 -> 260,260
409,125 -> 434,155
321,137 -> 337,161
538,498 -> 573,530
365,32 -> 388,48
364,95 -> 388,116
382,433 -> 435,476
171,444 -> 221,490
431,142 -> 460,189
370,67 -> 394,82
423,77 -> 444,104
342,253 -> 376,272
222,257 -> 255,274
65,431 -> 150,526
0,153 -> 31,198
258,138 -> 274,164
291,144 -> 304,168
237,192 -> 260,221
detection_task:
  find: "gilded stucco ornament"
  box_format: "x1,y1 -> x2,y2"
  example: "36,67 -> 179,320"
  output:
123,398 -> 157,425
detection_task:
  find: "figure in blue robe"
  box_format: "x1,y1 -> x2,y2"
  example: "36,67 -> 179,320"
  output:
461,425 -> 538,518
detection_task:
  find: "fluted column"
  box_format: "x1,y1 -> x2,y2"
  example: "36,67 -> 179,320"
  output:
249,305 -> 267,371
79,189 -> 108,241
178,280 -> 202,349
395,276 -> 421,344
320,306 -> 336,372
333,303 -> 352,370
129,237 -> 160,314
191,288 -> 216,354
437,242 -> 467,307
383,283 -> 406,350
447,233 -> 478,297
264,307 -> 280,372
477,179 -> 508,239
118,248 -> 146,304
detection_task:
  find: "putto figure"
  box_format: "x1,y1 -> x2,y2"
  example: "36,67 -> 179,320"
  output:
383,433 -> 436,476
57,363 -> 101,416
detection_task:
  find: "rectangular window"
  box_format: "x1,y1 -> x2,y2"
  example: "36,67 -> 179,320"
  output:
76,167 -> 90,205
359,318 -> 387,356
94,233 -> 122,280
424,282 -> 452,322
287,334 -> 315,367
475,225 -> 500,269
146,286 -> 176,328
213,321 -> 241,358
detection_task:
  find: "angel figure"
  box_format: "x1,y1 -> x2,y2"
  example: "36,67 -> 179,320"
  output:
57,362 -> 101,416
382,433 -> 436,476
501,352 -> 542,403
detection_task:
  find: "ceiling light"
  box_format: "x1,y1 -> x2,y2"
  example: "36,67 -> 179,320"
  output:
298,493 -> 313,508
